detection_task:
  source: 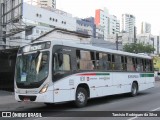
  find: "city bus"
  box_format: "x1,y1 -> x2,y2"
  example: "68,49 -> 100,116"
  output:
14,40 -> 155,107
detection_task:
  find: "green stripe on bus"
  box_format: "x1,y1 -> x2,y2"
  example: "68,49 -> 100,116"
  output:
140,74 -> 154,77
78,73 -> 110,76
96,73 -> 110,76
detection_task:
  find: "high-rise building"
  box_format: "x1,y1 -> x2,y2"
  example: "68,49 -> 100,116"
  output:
122,14 -> 135,35
95,8 -> 120,40
109,15 -> 120,34
141,22 -> 151,34
25,0 -> 56,8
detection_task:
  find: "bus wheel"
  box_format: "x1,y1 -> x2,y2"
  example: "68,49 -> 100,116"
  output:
131,82 -> 138,97
75,87 -> 88,107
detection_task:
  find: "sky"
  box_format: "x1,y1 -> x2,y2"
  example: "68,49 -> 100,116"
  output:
57,0 -> 160,35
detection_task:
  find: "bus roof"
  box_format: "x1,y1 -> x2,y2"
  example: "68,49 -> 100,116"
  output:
31,40 -> 152,59
51,40 -> 151,59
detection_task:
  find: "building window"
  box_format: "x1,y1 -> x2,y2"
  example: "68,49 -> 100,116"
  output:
36,13 -> 42,18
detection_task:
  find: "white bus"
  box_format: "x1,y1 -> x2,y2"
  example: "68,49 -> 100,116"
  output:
15,40 -> 155,107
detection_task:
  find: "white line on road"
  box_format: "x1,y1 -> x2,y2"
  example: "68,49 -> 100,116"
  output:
127,107 -> 160,120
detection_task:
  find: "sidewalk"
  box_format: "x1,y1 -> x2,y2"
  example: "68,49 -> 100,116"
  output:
0,90 -> 16,105
0,90 -> 14,96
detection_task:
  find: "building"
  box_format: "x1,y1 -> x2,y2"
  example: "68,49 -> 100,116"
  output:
95,25 -> 104,39
137,33 -> 154,45
109,15 -> 120,34
95,8 -> 120,40
122,14 -> 135,36
141,22 -> 151,34
1,1 -> 76,48
137,34 -> 160,54
153,36 -> 160,54
25,0 -> 56,8
76,17 -> 96,38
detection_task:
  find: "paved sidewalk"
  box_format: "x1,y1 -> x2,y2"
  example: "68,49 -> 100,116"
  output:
0,90 -> 16,105
0,90 -> 14,96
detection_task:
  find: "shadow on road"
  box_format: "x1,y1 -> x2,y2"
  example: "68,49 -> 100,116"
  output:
21,92 -> 150,112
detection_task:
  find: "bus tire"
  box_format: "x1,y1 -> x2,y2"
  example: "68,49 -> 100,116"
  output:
131,82 -> 138,97
75,87 -> 88,107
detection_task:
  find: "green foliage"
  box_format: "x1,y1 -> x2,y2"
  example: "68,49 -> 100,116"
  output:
123,42 -> 155,53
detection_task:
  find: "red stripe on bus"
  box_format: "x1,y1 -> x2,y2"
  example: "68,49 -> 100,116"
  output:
78,73 -> 96,76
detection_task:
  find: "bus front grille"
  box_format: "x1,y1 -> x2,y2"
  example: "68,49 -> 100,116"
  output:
19,95 -> 37,101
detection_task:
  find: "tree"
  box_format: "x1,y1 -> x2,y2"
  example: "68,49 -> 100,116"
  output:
123,42 -> 155,54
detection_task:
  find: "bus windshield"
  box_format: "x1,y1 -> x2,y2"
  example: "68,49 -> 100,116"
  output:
15,51 -> 49,88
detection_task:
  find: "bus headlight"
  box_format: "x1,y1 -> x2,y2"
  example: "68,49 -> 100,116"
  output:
39,84 -> 49,94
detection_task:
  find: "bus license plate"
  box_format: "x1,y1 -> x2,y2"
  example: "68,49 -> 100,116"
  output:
23,97 -> 30,102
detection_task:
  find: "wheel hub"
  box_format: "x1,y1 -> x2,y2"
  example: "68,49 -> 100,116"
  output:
77,92 -> 85,103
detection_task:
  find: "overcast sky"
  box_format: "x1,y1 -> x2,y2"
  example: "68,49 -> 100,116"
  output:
57,0 -> 160,35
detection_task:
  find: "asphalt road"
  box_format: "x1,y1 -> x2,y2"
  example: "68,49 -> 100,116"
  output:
0,81 -> 160,120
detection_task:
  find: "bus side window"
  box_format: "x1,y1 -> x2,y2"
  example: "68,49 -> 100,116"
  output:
108,54 -> 112,70
142,59 -> 145,72
127,57 -> 134,71
54,53 -> 71,71
77,50 -> 95,70
124,56 -> 127,71
121,56 -> 127,71
132,58 -> 136,71
76,50 -> 80,70
97,53 -> 108,70
90,51 -> 96,70
62,54 -> 71,71
149,60 -> 153,71
136,58 -> 142,72
115,55 -> 121,70
145,59 -> 150,72
111,55 -> 115,70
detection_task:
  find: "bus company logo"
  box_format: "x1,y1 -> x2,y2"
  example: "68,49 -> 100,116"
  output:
89,78 -> 97,80
128,75 -> 139,78
80,77 -> 85,81
2,112 -> 11,117
1,112 -> 42,118
99,77 -> 110,80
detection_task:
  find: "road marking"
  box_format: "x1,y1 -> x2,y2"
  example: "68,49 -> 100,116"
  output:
127,107 -> 160,120
151,107 -> 160,111
34,117 -> 48,120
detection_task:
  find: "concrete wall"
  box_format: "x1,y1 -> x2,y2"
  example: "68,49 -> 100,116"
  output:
0,1 -> 3,49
